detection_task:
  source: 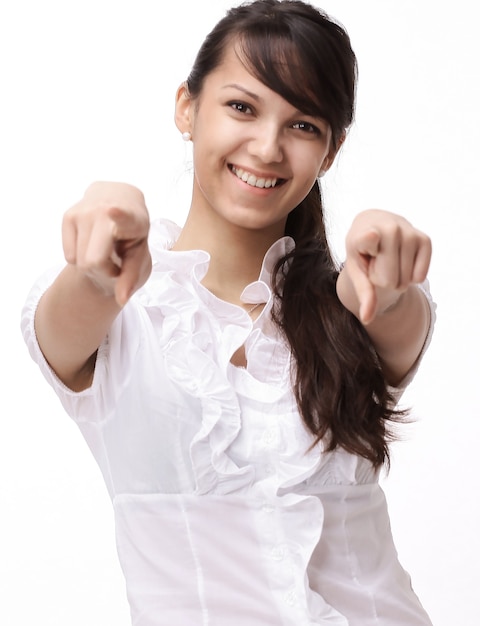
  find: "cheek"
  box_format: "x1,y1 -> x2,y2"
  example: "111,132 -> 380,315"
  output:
296,153 -> 324,186
192,124 -> 232,171
293,141 -> 327,173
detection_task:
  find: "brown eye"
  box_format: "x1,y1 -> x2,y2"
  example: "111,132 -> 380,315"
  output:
228,101 -> 253,115
292,121 -> 320,135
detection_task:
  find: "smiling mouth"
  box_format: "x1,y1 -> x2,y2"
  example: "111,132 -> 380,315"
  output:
229,165 -> 286,189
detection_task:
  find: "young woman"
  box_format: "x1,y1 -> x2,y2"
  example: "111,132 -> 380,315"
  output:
22,1 -> 435,624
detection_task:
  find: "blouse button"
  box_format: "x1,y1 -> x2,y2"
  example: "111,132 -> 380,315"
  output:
270,545 -> 286,561
284,589 -> 298,607
262,428 -> 277,446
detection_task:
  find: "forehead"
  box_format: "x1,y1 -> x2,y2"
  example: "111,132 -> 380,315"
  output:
202,41 -> 297,106
200,44 -> 302,121
205,37 -> 326,121
205,42 -> 263,85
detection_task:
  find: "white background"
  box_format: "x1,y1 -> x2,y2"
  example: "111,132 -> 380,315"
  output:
1,0 -> 478,624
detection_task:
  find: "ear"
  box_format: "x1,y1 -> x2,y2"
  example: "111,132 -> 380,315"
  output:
174,82 -> 194,136
318,131 -> 346,177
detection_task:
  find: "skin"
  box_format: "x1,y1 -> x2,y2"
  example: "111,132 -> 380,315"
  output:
34,42 -> 431,391
172,45 -> 337,304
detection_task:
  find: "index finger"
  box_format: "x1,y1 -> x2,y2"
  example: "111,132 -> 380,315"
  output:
344,257 -> 378,325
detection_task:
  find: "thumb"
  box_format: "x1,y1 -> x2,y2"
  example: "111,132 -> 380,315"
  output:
108,205 -> 150,241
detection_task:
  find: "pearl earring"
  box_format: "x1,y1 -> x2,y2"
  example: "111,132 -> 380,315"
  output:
182,131 -> 192,142
318,170 -> 325,178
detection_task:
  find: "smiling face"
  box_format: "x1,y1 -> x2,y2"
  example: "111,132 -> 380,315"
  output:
175,43 -> 337,241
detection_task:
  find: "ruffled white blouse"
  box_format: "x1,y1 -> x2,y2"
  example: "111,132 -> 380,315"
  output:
22,219 -> 435,626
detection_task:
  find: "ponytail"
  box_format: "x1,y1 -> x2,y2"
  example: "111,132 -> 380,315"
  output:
273,182 -> 406,468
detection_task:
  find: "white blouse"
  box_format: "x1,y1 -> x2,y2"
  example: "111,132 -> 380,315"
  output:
22,218 -> 435,626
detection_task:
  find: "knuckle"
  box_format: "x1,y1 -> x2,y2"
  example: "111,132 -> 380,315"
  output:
421,232 -> 432,252
77,250 -> 103,273
383,222 -> 402,242
63,249 -> 76,265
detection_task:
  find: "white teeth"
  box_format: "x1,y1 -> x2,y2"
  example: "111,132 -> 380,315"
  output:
231,166 -> 278,189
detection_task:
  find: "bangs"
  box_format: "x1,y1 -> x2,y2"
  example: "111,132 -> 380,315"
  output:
234,22 -> 354,146
237,33 -> 326,117
187,1 -> 356,147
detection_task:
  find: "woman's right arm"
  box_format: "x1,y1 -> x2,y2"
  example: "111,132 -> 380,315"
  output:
34,182 -> 152,391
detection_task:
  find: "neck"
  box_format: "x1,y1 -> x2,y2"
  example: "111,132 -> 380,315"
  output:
172,211 -> 284,305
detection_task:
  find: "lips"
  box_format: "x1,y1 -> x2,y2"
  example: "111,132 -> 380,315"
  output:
229,164 -> 286,189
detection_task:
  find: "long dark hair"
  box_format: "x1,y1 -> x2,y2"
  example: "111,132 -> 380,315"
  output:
186,0 -> 405,468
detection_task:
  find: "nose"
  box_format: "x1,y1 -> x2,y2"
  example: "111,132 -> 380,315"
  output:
247,122 -> 283,164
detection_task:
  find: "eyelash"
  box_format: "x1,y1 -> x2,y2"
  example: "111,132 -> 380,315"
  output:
291,121 -> 321,136
227,101 -> 322,136
228,101 -> 253,115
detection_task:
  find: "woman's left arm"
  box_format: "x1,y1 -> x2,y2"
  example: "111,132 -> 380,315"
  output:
336,209 -> 432,386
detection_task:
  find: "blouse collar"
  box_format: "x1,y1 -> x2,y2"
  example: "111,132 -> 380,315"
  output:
148,218 -> 295,315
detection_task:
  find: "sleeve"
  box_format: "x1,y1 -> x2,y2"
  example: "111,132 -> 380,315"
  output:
389,279 -> 436,399
20,266 -> 144,424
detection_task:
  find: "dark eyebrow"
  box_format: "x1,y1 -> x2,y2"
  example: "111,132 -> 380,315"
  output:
222,83 -> 262,102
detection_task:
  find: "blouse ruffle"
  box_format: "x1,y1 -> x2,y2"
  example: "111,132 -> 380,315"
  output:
21,217 -> 435,625
135,220 -> 377,498
118,220 -> 353,622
